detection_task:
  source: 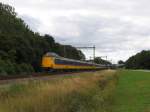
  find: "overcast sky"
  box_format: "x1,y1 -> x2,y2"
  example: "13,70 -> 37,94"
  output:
1,0 -> 150,63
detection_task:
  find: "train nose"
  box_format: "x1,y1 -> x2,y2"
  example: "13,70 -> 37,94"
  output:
42,57 -> 53,68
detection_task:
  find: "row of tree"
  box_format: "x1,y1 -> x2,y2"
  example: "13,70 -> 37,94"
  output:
125,50 -> 150,69
0,3 -> 85,75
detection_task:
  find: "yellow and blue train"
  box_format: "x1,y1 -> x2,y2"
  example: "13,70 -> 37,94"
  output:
41,52 -> 108,71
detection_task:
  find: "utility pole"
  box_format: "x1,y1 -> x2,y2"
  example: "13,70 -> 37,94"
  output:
93,45 -> 95,60
76,45 -> 96,61
63,45 -> 66,57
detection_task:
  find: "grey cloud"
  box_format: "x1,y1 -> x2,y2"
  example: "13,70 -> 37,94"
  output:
50,14 -> 150,62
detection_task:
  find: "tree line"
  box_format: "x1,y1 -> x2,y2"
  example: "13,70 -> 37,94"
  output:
0,3 -> 85,75
125,50 -> 150,69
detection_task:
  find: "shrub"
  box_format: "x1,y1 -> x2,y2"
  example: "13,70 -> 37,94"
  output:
0,58 -> 34,76
20,63 -> 34,74
4,60 -> 16,75
0,58 -> 7,76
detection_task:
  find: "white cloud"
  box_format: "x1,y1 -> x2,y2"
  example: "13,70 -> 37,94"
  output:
1,0 -> 150,63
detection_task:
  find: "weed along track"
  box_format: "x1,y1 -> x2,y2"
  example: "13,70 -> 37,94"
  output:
0,70 -> 118,112
0,70 -> 100,85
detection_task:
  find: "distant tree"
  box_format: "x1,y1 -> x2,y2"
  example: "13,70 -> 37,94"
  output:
43,34 -> 55,51
94,57 -> 111,65
53,44 -> 85,60
63,45 -> 85,60
125,50 -> 150,69
118,60 -> 125,64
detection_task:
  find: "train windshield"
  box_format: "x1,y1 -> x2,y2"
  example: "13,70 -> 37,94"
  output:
45,52 -> 60,58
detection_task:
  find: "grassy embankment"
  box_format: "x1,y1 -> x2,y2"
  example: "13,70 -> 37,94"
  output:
112,70 -> 150,112
0,70 -> 117,112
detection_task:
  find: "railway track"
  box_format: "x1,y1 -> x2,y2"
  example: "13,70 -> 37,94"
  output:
0,70 -> 99,85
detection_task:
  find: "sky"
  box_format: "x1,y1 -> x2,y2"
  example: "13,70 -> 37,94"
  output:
1,0 -> 150,63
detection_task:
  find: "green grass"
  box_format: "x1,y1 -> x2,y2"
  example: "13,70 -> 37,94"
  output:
112,70 -> 150,112
0,70 -> 117,112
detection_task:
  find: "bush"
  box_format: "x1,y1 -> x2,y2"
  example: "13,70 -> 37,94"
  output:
20,63 -> 34,75
0,67 -> 7,76
0,58 -> 34,76
4,60 -> 16,75
0,58 -> 7,76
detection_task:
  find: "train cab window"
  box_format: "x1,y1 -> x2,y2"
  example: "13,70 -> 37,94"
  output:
45,52 -> 61,58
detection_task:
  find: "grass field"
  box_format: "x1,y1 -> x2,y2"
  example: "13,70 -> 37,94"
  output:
0,70 -> 117,112
112,70 -> 150,112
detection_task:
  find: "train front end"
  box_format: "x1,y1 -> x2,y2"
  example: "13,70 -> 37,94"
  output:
41,52 -> 56,71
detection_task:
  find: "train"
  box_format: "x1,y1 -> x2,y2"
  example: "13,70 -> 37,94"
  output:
41,52 -> 109,71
